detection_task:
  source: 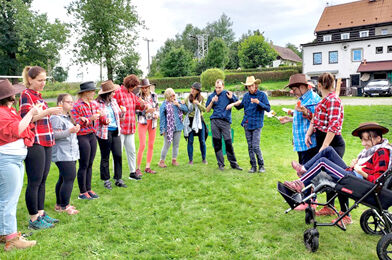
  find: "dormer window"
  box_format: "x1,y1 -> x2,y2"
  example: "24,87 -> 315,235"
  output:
341,33 -> 350,40
360,30 -> 369,37
323,35 -> 332,41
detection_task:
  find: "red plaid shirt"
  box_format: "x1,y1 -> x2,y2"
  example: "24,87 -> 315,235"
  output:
362,148 -> 390,183
71,99 -> 100,136
113,86 -> 145,135
20,89 -> 55,147
313,92 -> 343,135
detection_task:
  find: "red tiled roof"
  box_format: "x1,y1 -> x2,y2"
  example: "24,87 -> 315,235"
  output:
315,0 -> 392,32
357,60 -> 392,72
271,45 -> 302,63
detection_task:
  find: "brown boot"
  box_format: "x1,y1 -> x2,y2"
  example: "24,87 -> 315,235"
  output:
158,160 -> 167,168
4,233 -> 36,251
172,159 -> 179,166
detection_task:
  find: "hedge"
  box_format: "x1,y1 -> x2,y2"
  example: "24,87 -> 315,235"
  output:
225,66 -> 301,74
150,69 -> 299,90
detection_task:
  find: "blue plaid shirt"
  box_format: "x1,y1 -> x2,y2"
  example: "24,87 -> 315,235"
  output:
236,90 -> 270,130
293,90 -> 321,152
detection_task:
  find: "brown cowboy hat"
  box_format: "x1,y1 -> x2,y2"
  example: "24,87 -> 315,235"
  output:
0,79 -> 26,100
352,122 -> 389,137
98,80 -> 120,95
285,74 -> 309,89
241,76 -> 261,86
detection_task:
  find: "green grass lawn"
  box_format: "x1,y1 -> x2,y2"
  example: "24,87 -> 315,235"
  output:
2,104 -> 392,259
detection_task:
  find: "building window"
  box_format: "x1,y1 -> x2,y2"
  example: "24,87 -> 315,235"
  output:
388,46 -> 392,53
323,35 -> 332,42
352,49 -> 363,62
313,52 -> 322,65
381,29 -> 388,35
341,33 -> 350,40
329,51 -> 338,64
360,30 -> 369,37
376,46 -> 383,54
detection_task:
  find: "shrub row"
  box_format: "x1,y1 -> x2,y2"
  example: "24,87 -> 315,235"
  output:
225,66 -> 301,74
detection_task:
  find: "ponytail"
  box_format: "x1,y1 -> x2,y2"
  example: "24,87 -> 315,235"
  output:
318,72 -> 335,91
22,66 -> 46,88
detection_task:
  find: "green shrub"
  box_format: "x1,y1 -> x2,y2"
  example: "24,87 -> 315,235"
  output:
200,68 -> 225,91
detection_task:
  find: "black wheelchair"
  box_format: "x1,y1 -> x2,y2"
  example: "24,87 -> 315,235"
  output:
277,166 -> 392,259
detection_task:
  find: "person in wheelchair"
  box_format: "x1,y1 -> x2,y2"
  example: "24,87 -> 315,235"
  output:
284,122 -> 392,223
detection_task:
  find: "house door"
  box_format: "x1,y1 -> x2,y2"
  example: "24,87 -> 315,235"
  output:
350,74 -> 360,87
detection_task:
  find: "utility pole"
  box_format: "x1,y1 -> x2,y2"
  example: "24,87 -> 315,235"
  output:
143,38 -> 154,74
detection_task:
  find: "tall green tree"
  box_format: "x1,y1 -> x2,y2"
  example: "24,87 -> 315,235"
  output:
0,0 -> 68,79
205,38 -> 228,69
205,13 -> 235,44
114,51 -> 142,83
161,46 -> 193,77
67,0 -> 143,80
226,41 -> 240,69
238,35 -> 277,69
52,66 -> 68,82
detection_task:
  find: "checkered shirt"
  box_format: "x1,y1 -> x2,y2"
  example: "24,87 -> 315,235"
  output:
113,85 -> 145,135
71,99 -> 100,135
363,148 -> 390,183
313,92 -> 344,135
19,89 -> 55,147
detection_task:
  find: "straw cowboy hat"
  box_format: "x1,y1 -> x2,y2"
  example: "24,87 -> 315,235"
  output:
78,81 -> 97,94
285,74 -> 309,89
352,122 -> 389,137
98,80 -> 120,95
241,76 -> 261,86
0,79 -> 26,100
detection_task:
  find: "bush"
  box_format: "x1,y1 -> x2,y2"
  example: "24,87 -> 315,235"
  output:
200,68 -> 225,91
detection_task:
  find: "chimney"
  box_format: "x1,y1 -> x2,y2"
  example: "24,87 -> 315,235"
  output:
363,59 -> 367,65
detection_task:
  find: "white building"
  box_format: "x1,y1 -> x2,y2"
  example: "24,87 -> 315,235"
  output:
302,0 -> 392,95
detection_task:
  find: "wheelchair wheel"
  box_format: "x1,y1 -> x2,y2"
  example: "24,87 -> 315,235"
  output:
377,233 -> 392,260
305,207 -> 315,225
360,209 -> 385,235
303,228 -> 319,252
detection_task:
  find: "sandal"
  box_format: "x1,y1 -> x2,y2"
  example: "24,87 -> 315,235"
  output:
63,205 -> 79,215
55,204 -> 75,212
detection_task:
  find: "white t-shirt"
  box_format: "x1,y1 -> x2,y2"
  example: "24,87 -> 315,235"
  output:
0,139 -> 27,156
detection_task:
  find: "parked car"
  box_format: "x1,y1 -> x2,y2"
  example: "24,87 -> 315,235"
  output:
363,80 -> 392,97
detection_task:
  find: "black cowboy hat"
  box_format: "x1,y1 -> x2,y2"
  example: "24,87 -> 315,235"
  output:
78,81 -> 97,94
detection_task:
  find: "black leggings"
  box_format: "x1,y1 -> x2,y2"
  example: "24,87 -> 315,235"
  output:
55,161 -> 77,208
97,130 -> 122,181
315,129 -> 349,212
77,133 -> 97,193
25,144 -> 52,215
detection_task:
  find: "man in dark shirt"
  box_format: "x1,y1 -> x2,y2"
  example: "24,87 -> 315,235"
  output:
206,79 -> 242,171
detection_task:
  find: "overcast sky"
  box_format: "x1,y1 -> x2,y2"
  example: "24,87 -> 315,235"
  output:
31,0 -> 354,81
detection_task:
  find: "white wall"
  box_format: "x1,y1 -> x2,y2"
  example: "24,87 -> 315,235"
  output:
303,37 -> 392,81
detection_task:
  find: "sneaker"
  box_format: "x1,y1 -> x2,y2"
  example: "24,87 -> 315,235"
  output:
218,165 -> 225,171
231,165 -> 243,171
61,205 -> 79,215
145,168 -> 157,174
258,166 -> 266,173
158,160 -> 167,168
188,160 -> 193,165
315,206 -> 336,216
115,179 -> 128,188
202,160 -> 208,165
136,168 -> 143,176
78,192 -> 93,200
28,216 -> 54,230
248,167 -> 257,173
294,200 -> 318,211
103,180 -> 112,190
332,211 -> 353,226
129,172 -> 141,180
172,159 -> 179,166
4,233 -> 36,251
283,180 -> 304,193
291,161 -> 306,177
87,190 -> 99,199
42,213 -> 59,224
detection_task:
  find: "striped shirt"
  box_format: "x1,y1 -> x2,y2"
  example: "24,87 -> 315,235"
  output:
20,89 -> 55,147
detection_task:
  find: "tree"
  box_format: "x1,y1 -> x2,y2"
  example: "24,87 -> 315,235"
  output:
0,0 -> 68,79
204,13 -> 235,44
114,52 -> 142,84
286,43 -> 302,58
200,68 -> 225,91
52,66 -> 68,82
238,35 -> 277,69
161,46 -> 193,77
226,41 -> 240,69
205,38 -> 228,69
67,0 -> 143,80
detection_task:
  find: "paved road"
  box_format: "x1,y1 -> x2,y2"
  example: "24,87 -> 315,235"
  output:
270,97 -> 392,106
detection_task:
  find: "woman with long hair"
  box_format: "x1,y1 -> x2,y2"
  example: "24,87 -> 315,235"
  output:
50,94 -> 80,215
136,79 -> 159,174
20,66 -> 63,229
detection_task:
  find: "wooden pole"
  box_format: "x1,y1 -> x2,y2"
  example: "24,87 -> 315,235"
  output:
335,78 -> 342,97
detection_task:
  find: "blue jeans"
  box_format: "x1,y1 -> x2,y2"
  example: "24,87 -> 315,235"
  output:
187,122 -> 206,161
245,128 -> 264,168
300,146 -> 355,187
0,153 -> 26,235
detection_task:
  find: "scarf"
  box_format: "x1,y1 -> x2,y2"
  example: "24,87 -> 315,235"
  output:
183,99 -> 202,137
165,102 -> 183,143
357,139 -> 392,168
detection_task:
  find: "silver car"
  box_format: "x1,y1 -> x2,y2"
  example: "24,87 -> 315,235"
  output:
363,80 -> 392,97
